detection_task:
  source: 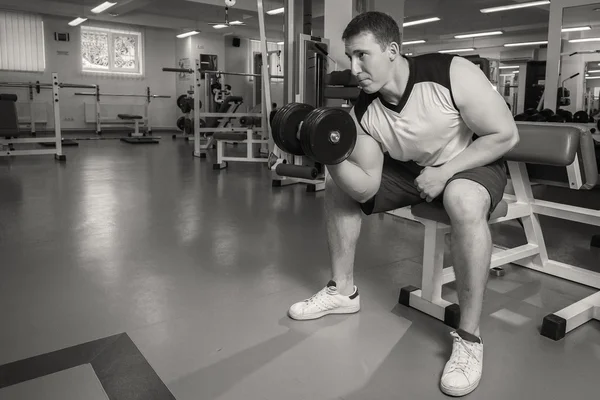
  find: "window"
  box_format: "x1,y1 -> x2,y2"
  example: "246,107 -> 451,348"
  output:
81,26 -> 143,76
0,11 -> 45,72
249,40 -> 284,82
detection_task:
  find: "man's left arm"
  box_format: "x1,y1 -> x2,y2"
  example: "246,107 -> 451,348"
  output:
439,56 -> 520,177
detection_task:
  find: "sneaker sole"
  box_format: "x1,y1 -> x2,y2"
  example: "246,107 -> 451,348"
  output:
288,304 -> 360,320
440,377 -> 481,397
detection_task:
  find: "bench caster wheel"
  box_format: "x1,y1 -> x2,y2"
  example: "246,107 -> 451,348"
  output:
490,267 -> 505,277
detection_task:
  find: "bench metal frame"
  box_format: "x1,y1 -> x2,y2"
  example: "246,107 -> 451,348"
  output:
396,151 -> 600,341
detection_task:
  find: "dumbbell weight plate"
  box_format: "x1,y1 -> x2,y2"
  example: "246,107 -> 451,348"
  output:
272,102 -> 315,156
300,108 -> 357,165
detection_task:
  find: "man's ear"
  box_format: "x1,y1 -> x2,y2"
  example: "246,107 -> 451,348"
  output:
389,42 -> 400,61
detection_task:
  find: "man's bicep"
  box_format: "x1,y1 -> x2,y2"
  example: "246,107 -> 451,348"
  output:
451,57 -> 517,138
348,108 -> 384,176
347,132 -> 384,178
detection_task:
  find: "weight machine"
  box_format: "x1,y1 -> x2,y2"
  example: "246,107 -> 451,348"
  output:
0,74 -> 96,160
162,65 -> 274,165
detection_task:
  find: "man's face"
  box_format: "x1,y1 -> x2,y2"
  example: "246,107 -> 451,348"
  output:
344,31 -> 392,94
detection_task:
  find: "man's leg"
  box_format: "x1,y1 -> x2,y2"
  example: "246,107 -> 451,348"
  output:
287,175 -> 363,320
443,178 -> 492,336
325,175 -> 363,296
288,156 -> 423,320
439,171 -> 504,397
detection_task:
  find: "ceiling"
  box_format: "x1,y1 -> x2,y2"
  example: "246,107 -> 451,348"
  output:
1,0 -> 600,46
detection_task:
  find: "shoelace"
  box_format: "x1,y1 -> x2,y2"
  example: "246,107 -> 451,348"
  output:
447,335 -> 478,375
305,287 -> 337,306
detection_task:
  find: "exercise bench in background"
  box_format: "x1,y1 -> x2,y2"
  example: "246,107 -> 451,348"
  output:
397,122 -> 600,341
119,114 -> 159,144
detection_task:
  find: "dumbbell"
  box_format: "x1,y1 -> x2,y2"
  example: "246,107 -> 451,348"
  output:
271,103 -> 357,165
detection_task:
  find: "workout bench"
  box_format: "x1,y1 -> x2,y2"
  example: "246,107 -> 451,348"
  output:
194,96 -> 245,158
119,114 -> 159,144
397,122 -> 600,341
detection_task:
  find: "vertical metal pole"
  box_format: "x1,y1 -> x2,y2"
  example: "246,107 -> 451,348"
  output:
52,73 -> 63,157
194,60 -> 201,156
146,86 -> 152,135
284,0 -> 295,104
257,0 -> 273,148
29,84 -> 36,134
96,85 -> 101,135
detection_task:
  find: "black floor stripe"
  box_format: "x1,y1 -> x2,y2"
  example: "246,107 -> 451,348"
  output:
0,333 -> 174,400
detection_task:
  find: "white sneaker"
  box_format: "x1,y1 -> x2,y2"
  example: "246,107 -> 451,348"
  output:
440,331 -> 484,397
288,280 -> 360,320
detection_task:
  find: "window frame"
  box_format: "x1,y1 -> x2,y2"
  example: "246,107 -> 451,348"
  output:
81,26 -> 144,76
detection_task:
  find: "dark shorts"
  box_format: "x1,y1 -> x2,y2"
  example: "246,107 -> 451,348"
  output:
360,154 -> 507,218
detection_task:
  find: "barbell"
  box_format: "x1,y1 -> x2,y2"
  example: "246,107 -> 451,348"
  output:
271,103 -> 357,165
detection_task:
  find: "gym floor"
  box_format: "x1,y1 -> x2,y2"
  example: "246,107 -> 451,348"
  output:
0,137 -> 599,400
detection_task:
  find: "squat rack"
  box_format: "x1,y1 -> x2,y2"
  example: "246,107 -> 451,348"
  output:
0,73 -> 96,160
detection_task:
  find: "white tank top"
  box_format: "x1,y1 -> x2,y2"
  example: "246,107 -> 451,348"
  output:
352,53 -> 473,167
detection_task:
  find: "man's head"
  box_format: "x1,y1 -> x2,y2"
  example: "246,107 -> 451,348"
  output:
342,12 -> 402,94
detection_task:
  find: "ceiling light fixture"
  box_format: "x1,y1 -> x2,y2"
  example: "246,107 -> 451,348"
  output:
504,40 -> 548,47
438,48 -> 475,53
562,26 -> 591,32
68,17 -> 88,26
481,1 -> 550,14
91,2 -> 117,14
569,37 -> 600,43
402,39 -> 426,45
212,24 -> 228,29
403,17 -> 440,27
454,30 -> 503,39
267,7 -> 284,15
177,30 -> 200,38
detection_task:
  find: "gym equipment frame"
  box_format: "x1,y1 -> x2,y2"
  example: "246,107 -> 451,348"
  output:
268,30 -> 330,192
75,87 -> 170,137
0,74 -> 96,160
0,81 -> 47,135
392,122 -> 600,341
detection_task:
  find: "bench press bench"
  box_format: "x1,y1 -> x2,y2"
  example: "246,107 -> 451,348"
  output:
398,122 -> 600,341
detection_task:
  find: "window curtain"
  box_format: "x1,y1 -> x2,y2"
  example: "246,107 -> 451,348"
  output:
0,11 -> 45,72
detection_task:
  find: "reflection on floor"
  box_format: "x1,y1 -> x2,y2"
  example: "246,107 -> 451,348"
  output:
0,138 -> 599,400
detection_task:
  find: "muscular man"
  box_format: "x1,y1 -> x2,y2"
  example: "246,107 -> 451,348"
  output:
288,11 -> 519,397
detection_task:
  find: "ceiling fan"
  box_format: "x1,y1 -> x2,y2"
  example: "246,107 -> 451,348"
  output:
208,0 -> 246,28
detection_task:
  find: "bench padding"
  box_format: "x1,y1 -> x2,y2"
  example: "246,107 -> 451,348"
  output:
506,122 -> 581,166
411,200 -> 509,225
118,114 -> 143,120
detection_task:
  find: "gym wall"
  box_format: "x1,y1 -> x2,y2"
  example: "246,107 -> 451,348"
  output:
0,15 -> 177,131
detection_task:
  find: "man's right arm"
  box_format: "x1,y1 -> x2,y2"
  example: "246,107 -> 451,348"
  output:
326,108 -> 384,203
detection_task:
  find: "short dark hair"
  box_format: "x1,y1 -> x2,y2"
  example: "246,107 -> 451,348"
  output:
342,11 -> 401,51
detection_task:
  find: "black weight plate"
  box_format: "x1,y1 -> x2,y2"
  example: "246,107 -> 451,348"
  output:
299,107 -> 324,159
177,94 -> 187,108
301,108 -> 357,165
272,102 -> 314,156
177,116 -> 186,131
184,118 -> 193,134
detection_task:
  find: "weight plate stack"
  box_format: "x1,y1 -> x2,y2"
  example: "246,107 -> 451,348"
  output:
272,102 -> 315,156
300,107 -> 357,165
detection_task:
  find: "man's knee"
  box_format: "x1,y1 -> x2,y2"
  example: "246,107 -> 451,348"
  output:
443,179 -> 491,225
